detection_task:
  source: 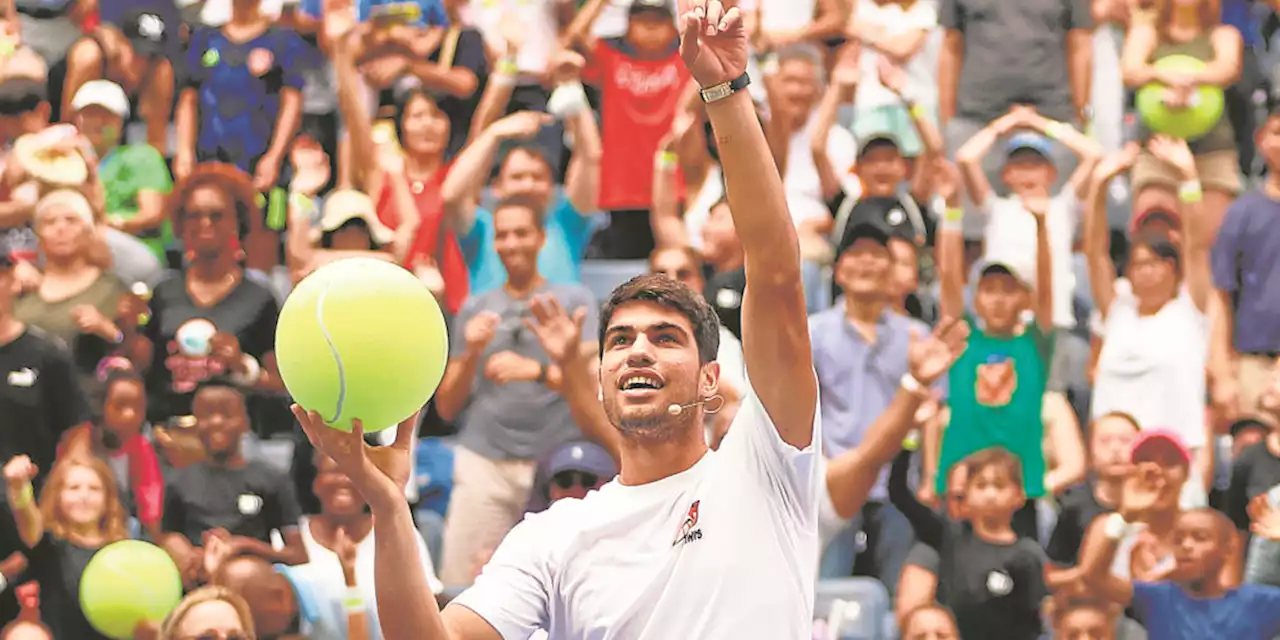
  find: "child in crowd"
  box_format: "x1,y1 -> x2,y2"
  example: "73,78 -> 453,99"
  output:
931,153 -> 1056,541
899,604 -> 959,640
91,368 -> 163,541
889,446 -> 1048,640
3,455 -> 129,639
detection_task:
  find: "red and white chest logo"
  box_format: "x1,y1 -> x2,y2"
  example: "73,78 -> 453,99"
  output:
672,500 -> 703,547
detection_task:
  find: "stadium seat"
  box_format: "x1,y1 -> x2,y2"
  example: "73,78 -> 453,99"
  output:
579,260 -> 648,302
813,578 -> 897,640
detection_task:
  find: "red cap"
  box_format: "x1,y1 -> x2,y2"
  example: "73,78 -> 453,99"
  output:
1130,429 -> 1191,466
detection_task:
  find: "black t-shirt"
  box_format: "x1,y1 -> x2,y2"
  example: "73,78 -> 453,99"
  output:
429,28 -> 489,159
143,276 -> 279,421
1227,442 -> 1280,531
704,267 -> 745,342
162,461 -> 302,546
0,329 -> 90,489
25,535 -> 110,640
888,450 -> 1046,640
1046,481 -> 1111,565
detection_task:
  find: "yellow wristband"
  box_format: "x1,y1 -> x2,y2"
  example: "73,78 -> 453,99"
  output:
9,483 -> 32,509
1043,121 -> 1068,140
496,59 -> 519,76
1178,180 -> 1203,203
908,103 -> 927,121
655,151 -> 677,170
944,207 -> 964,222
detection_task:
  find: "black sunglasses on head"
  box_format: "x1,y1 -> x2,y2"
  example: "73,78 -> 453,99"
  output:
552,471 -> 599,490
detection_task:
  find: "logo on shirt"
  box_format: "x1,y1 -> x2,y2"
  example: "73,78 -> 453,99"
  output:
247,48 -> 274,77
986,570 -> 1013,596
672,500 -> 702,547
6,367 -> 36,387
237,493 -> 263,516
201,48 -> 220,68
975,354 -> 1017,407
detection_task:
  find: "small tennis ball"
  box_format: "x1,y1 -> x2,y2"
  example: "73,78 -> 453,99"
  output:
80,540 -> 183,640
1136,55 -> 1225,140
275,257 -> 449,432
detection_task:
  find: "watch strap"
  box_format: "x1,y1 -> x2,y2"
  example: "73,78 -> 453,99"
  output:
699,72 -> 751,104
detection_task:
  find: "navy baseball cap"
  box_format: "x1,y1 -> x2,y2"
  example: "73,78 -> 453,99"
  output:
835,221 -> 892,259
630,0 -> 674,17
548,441 -> 617,479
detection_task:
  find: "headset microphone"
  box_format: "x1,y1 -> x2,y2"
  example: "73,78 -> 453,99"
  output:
666,394 -> 725,416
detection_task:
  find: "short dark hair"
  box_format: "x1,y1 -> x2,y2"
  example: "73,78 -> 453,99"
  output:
901,604 -> 957,636
496,142 -> 553,180
0,78 -> 48,116
491,194 -> 546,227
964,447 -> 1024,490
599,274 -> 721,364
1052,597 -> 1118,629
193,378 -> 247,408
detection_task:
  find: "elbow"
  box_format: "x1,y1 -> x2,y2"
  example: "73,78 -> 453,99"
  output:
954,148 -> 981,168
452,72 -> 480,99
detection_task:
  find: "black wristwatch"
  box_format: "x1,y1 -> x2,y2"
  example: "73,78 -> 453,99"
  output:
699,72 -> 751,104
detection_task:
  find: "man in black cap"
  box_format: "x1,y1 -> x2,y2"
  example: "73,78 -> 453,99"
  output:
60,7 -> 177,150
810,221 -> 939,594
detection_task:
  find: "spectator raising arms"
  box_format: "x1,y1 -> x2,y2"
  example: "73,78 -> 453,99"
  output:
3,455 -> 128,640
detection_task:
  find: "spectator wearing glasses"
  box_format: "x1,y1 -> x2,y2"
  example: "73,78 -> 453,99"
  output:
526,440 -> 617,514
432,195 -> 596,586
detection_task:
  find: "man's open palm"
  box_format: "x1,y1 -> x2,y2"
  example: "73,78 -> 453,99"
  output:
907,317 -> 971,385
525,295 -> 586,365
679,0 -> 748,88
291,405 -> 417,502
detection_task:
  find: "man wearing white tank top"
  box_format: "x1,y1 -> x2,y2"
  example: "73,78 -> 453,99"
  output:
294,2 -> 825,638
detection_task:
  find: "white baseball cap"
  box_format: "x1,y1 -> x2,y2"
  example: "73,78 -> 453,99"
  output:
71,80 -> 129,118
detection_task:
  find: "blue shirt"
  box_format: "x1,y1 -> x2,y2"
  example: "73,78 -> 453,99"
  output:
1132,581 -> 1280,640
809,306 -> 943,500
461,192 -> 595,296
298,0 -> 448,26
1210,190 -> 1280,354
1221,0 -> 1261,47
184,27 -> 310,171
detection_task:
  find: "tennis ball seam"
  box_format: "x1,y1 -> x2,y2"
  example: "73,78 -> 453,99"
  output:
316,283 -> 348,424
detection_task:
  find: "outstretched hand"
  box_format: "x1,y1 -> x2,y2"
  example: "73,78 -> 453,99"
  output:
907,317 -> 971,386
525,295 -> 587,366
678,0 -> 748,88
291,406 -> 418,509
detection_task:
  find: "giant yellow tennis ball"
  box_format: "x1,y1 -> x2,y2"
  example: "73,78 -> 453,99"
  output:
1136,55 -> 1225,140
80,540 -> 183,640
275,257 -> 449,432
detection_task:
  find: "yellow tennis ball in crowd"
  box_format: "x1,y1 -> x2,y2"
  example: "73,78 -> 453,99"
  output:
80,540 -> 183,640
275,257 -> 450,432
1136,54 -> 1225,140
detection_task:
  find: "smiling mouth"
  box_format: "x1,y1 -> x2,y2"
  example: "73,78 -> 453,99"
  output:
620,375 -> 663,391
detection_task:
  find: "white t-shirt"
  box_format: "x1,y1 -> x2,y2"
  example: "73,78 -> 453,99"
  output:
853,0 -> 939,110
1091,279 -> 1209,449
297,516 -> 444,638
981,189 -> 1080,329
451,386 -> 823,639
787,117 -> 857,226
750,0 -> 817,32
465,0 -> 562,79
683,165 -> 724,251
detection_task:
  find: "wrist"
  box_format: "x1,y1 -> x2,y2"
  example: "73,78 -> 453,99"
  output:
940,206 -> 964,232
1104,511 -> 1146,540
900,372 -> 929,397
343,586 -> 364,613
1178,179 -> 1203,203
7,482 -> 32,509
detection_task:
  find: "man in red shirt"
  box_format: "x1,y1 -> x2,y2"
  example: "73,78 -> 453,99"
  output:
566,0 -> 691,259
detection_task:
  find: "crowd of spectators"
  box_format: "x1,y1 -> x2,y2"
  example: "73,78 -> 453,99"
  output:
1,0 -> 1280,637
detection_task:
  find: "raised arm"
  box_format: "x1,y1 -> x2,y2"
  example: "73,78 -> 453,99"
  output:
1021,109 -> 1102,199
1147,135 -> 1212,311
3,456 -> 42,548
934,160 -> 966,319
682,0 -> 816,448
561,89 -> 603,215
876,58 -> 944,201
811,47 -> 859,205
1083,146 -> 1139,320
954,108 -> 1022,208
1024,197 -> 1056,334
1078,463 -> 1166,605
439,112 -> 552,227
291,411 -> 501,640
826,320 -> 969,518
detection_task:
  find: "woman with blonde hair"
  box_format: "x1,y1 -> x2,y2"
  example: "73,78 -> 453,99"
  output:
13,189 -> 130,386
2,455 -> 129,639
1121,0 -> 1241,242
159,585 -> 256,640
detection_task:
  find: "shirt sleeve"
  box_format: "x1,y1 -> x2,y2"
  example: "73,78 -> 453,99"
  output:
243,292 -> 282,359
183,29 -> 210,89
1066,0 -> 1095,30
1225,450 -> 1254,530
265,469 -> 304,533
278,31 -> 310,91
904,541 -> 940,573
126,145 -> 174,194
1243,584 -> 1280,628
938,0 -> 961,30
161,473 -> 189,540
1211,199 -> 1245,292
1045,498 -> 1081,564
448,298 -> 480,360
905,1 -> 938,29
41,344 -> 89,441
1130,581 -> 1178,621
553,192 -> 596,255
449,515 -> 552,637
713,374 -> 822,522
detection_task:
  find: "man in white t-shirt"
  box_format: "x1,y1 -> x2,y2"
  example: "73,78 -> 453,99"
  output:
292,4 -> 826,638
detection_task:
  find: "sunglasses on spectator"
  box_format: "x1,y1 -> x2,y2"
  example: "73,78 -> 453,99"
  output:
553,471 -> 599,489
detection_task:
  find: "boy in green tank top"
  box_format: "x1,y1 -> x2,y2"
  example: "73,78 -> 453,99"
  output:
931,153 -> 1056,506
